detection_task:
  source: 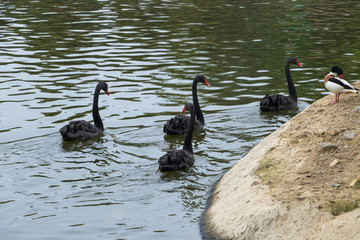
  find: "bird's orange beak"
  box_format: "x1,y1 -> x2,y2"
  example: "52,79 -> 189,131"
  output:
204,78 -> 211,87
181,106 -> 186,113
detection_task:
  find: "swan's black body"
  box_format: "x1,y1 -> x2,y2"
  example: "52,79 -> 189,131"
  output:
260,57 -> 302,112
260,93 -> 296,112
158,103 -> 196,172
163,75 -> 210,135
59,81 -> 109,141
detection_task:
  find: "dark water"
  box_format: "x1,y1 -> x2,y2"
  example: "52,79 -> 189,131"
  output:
1,1 -> 360,239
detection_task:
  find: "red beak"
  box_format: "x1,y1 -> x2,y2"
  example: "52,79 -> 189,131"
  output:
296,61 -> 303,68
339,74 -> 344,78
106,89 -> 109,95
204,78 -> 211,87
181,106 -> 186,113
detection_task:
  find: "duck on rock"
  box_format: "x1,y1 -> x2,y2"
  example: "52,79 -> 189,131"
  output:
324,66 -> 358,104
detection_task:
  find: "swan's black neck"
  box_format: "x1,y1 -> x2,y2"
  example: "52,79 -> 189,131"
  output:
285,61 -> 297,102
183,107 -> 195,154
92,84 -> 104,130
192,79 -> 204,125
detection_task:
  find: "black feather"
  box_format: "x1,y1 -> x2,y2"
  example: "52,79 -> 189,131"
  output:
163,115 -> 201,135
260,94 -> 296,112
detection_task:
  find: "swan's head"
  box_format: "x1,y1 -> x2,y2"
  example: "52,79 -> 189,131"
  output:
287,57 -> 302,67
195,75 -> 210,87
329,66 -> 344,78
98,81 -> 109,95
181,102 -> 195,113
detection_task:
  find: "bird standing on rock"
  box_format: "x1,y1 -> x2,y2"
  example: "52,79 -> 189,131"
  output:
324,66 -> 358,104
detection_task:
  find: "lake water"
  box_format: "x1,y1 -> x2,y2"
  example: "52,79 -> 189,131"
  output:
1,1 -> 360,239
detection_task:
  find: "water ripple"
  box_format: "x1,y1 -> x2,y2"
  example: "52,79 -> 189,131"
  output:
1,1 -> 359,239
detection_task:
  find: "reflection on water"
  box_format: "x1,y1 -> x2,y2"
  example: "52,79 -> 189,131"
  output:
1,0 -> 360,239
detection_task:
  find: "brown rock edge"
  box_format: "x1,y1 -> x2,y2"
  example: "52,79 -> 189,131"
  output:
201,83 -> 360,240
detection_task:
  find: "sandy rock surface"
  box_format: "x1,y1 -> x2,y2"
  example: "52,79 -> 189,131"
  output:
202,83 -> 360,240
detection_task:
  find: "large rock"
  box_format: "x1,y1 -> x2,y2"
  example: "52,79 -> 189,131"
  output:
202,84 -> 360,240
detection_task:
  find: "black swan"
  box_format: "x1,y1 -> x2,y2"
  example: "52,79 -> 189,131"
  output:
59,81 -> 109,141
260,57 -> 302,111
158,103 -> 196,172
163,75 -> 210,135
324,66 -> 358,104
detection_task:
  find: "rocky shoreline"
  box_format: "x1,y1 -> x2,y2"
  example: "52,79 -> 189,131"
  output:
202,84 -> 360,240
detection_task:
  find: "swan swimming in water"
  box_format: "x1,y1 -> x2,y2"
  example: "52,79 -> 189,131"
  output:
158,103 -> 196,172
260,57 -> 302,112
163,75 -> 210,135
59,81 -> 109,141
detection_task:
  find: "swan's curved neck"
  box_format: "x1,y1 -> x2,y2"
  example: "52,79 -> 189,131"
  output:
285,61 -> 297,102
92,85 -> 104,130
192,80 -> 204,125
183,108 -> 195,154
